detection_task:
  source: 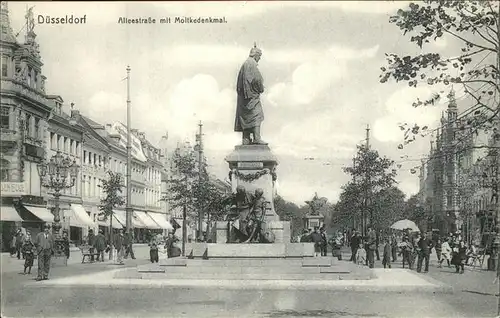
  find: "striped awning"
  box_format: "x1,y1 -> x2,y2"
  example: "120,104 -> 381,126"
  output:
23,205 -> 54,222
135,211 -> 161,229
148,212 -> 174,230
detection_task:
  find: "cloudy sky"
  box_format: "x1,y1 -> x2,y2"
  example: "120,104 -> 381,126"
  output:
7,1 -> 478,205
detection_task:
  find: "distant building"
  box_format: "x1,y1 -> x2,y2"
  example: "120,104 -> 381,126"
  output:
419,90 -> 495,242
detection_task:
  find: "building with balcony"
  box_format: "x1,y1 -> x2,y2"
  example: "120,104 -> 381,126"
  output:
1,4 -> 59,250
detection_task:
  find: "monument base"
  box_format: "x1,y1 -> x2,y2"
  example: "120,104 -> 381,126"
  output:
215,220 -> 291,244
185,242 -> 315,258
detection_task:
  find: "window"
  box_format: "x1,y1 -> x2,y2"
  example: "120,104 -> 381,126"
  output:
1,106 -> 10,129
0,159 -> 10,181
1,55 -> 7,77
57,135 -> 61,150
25,114 -> 31,137
50,132 -> 55,149
27,67 -> 32,87
34,117 -> 40,139
94,154 -> 97,166
75,141 -> 80,157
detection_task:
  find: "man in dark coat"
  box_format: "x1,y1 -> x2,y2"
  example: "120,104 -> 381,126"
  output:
320,227 -> 328,256
124,230 -> 135,259
366,227 -> 377,268
94,230 -> 106,262
34,224 -> 54,281
87,229 -> 96,262
350,231 -> 361,262
15,229 -> 24,259
417,232 -> 433,273
310,227 -> 323,257
235,44 -> 266,145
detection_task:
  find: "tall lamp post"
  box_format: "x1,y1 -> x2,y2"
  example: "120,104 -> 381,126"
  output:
37,151 -> 79,256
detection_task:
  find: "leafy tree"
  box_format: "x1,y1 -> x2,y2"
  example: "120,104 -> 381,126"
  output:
380,0 -> 499,151
167,146 -> 227,241
403,194 -> 431,231
335,145 -> 399,233
98,171 -> 125,258
274,195 -> 307,239
379,0 -> 499,173
371,186 -> 407,229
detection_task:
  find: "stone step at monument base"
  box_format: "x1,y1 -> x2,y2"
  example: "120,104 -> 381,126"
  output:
138,272 -> 372,281
117,257 -> 374,281
139,265 -> 349,274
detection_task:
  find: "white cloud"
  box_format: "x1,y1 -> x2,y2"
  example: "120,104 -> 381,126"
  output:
373,84 -> 466,143
268,44 -> 380,108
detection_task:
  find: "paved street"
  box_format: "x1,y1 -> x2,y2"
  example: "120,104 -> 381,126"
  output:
1,246 -> 498,318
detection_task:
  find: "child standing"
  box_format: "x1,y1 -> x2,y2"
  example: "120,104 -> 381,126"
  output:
356,243 -> 367,266
382,238 -> 392,269
21,232 -> 35,275
149,237 -> 159,263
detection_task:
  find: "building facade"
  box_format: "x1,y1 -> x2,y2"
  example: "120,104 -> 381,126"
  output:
419,90 -> 495,243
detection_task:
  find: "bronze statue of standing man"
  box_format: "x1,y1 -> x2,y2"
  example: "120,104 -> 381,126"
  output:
234,44 -> 267,145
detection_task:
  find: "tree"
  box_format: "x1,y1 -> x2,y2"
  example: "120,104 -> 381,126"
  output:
335,145 -> 399,233
380,1 -> 499,151
98,171 -> 125,259
167,146 -> 226,241
274,195 -> 307,239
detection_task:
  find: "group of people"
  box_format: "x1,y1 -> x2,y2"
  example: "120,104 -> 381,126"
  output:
299,226 -> 328,257
348,227 -> 475,274
148,232 -> 181,263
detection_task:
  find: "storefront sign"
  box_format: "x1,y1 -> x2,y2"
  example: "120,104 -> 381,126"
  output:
1,182 -> 26,197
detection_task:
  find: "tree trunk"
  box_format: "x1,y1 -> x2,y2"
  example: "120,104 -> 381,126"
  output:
109,213 -> 114,261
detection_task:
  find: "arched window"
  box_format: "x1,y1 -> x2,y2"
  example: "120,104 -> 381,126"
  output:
0,159 -> 10,181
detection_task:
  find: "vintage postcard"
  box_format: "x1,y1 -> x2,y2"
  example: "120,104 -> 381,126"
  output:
0,1 -> 499,317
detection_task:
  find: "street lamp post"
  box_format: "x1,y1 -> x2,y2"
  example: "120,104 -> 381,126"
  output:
37,150 -> 79,257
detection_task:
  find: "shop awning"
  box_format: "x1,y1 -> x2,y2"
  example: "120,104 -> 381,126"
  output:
113,210 -> 126,228
69,204 -> 95,228
147,212 -> 174,230
97,217 -> 122,229
132,212 -> 147,229
135,211 -> 161,229
0,206 -> 24,222
24,205 -> 54,222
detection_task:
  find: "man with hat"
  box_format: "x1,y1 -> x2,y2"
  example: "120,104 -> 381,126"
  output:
235,43 -> 267,145
34,224 -> 55,281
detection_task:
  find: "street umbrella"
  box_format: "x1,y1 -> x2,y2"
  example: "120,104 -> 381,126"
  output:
390,219 -> 420,232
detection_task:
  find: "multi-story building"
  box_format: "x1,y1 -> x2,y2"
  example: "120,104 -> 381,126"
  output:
419,90 -> 495,241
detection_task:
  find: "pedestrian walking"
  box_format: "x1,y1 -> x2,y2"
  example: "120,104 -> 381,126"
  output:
87,229 -> 96,262
61,231 -> 70,260
391,234 -> 398,262
434,238 -> 442,264
34,224 -> 54,281
401,236 -> 414,269
382,238 -> 392,269
416,232 -> 433,273
10,232 -> 17,257
438,238 -> 452,268
149,237 -> 159,263
452,240 -> 467,274
124,230 -> 136,259
21,232 -> 35,275
310,227 -> 323,257
350,231 -> 361,262
366,227 -> 376,268
15,229 -> 24,259
320,228 -> 328,257
299,229 -> 311,242
94,230 -> 106,262
114,229 -> 125,265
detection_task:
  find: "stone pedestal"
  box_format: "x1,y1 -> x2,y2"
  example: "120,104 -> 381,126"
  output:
303,214 -> 324,230
225,144 -> 279,221
225,144 -> 293,243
